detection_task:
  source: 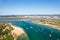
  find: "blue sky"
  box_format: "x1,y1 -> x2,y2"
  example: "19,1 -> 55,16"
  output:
0,0 -> 60,15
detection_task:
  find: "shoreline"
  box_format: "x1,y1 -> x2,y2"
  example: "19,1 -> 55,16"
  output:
9,23 -> 25,40
40,23 -> 60,30
32,21 -> 60,30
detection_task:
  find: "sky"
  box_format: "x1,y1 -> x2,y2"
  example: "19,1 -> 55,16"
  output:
0,0 -> 60,15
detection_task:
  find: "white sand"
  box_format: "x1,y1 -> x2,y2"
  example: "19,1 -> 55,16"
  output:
9,23 -> 25,40
32,21 -> 60,30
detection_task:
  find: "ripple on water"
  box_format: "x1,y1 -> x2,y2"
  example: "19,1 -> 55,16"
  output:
57,38 -> 60,40
30,26 -> 33,29
38,29 -> 41,30
49,34 -> 51,37
51,31 -> 53,34
40,28 -> 44,32
35,30 -> 38,32
26,28 -> 29,30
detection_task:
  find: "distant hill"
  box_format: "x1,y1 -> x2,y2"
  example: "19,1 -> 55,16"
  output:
52,14 -> 60,16
0,14 -> 60,17
0,15 -> 17,17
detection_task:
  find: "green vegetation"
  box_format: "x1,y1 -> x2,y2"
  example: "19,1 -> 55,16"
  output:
33,20 -> 60,26
0,23 -> 14,40
2,34 -> 14,40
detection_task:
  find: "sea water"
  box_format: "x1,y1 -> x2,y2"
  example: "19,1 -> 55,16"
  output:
0,20 -> 60,40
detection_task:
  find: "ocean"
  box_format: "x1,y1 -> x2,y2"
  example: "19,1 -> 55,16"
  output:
0,20 -> 60,40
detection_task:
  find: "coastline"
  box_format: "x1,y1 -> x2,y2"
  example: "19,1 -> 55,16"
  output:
9,23 -> 25,40
32,21 -> 60,30
40,23 -> 60,30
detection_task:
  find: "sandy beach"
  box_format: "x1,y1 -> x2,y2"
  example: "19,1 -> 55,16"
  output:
41,23 -> 60,30
9,23 -> 25,40
32,21 -> 60,30
44,24 -> 60,30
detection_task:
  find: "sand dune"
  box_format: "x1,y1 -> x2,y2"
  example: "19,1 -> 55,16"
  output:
9,23 -> 25,40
